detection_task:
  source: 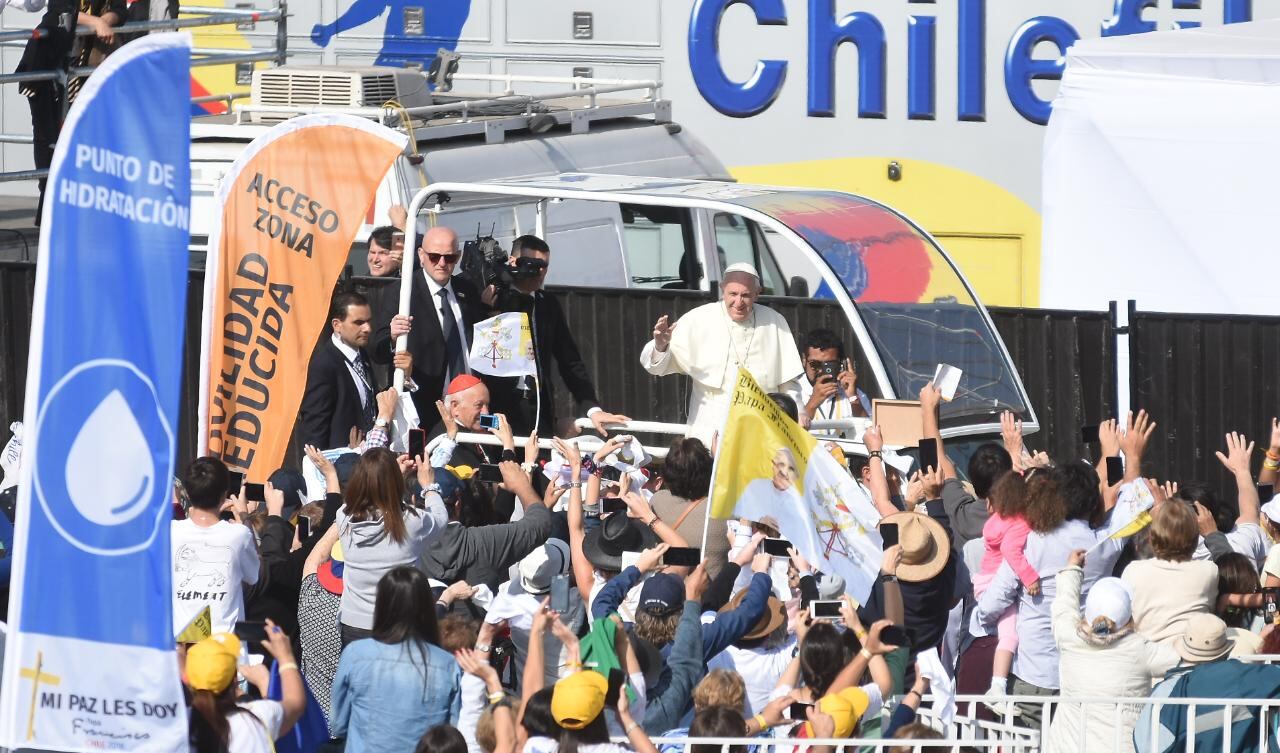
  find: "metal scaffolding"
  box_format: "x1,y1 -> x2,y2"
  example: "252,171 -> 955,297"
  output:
0,0 -> 287,182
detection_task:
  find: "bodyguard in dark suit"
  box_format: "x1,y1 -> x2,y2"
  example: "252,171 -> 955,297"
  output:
373,226 -> 488,434
483,235 -> 630,437
299,292 -> 411,450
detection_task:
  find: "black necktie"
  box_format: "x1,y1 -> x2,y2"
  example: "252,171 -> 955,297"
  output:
439,288 -> 467,383
351,353 -> 375,428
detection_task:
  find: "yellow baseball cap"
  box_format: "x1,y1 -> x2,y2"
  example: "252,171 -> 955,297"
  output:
185,633 -> 242,693
551,670 -> 608,730
807,686 -> 871,738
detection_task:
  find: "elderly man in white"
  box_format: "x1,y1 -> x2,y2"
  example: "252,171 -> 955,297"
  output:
641,263 -> 804,438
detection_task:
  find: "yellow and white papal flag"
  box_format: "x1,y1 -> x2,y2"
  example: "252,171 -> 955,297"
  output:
469,312 -> 537,378
710,369 -> 885,602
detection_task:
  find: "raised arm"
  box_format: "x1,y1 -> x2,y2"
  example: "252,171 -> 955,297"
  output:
789,545 -> 820,609
641,315 -> 679,374
774,610 -> 811,693
521,601 -> 553,703
1119,410 -> 1156,484
498,458 -> 544,511
623,490 -> 689,551
590,550 -> 658,622
863,621 -> 896,700
302,520 -> 341,579
457,649 -> 516,753
861,427 -> 900,518
702,555 -> 772,659
1052,551 -> 1086,644
879,546 -> 905,627
1096,418 -> 1121,488
1217,431 -> 1260,526
555,438 -> 597,597
920,383 -> 957,479
262,621 -> 306,734
1261,419 -> 1280,486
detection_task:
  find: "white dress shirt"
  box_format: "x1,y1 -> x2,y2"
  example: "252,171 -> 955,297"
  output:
797,377 -> 871,437
423,270 -> 471,357
330,333 -> 370,408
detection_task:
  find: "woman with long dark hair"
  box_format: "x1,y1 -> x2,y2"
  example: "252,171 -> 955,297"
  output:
336,447 -> 447,645
330,566 -> 461,753
184,621 -> 306,753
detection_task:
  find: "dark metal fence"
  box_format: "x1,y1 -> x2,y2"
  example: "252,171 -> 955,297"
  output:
1129,309 -> 1280,498
987,306 -> 1117,466
3,261 -> 1278,496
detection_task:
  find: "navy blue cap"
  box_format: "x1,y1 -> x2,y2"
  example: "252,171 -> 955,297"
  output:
639,573 -> 683,615
332,453 -> 360,487
435,466 -> 466,502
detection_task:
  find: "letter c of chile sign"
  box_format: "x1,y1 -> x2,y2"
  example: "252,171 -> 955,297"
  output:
689,0 -> 788,118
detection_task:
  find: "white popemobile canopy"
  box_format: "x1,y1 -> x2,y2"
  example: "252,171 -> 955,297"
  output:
1042,19 -> 1280,315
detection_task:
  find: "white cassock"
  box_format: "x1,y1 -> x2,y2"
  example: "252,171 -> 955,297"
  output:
640,300 -> 804,438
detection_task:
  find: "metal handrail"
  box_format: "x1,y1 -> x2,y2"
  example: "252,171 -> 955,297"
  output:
572,417 -> 689,436
449,72 -> 662,100
0,7 -> 283,44
427,431 -> 670,460
401,80 -> 664,117
191,91 -> 251,106
0,0 -> 287,184
233,74 -> 666,126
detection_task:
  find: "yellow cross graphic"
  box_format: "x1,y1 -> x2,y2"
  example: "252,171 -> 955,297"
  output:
20,651 -> 60,741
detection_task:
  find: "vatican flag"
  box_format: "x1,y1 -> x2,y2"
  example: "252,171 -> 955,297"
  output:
710,369 -> 884,602
469,312 -> 538,378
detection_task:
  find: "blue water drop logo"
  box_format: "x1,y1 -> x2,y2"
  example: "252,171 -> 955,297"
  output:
65,390 -> 155,526
34,360 -> 173,556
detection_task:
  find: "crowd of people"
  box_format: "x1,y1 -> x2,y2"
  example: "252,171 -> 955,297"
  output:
163,228 -> 1280,753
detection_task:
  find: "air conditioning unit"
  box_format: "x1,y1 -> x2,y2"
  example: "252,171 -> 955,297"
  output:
247,65 -> 432,123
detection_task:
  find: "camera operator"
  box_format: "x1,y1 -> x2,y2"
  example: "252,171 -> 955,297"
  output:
798,328 -> 870,436
480,234 -> 629,437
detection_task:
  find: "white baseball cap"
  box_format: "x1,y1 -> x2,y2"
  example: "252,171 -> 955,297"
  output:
518,539 -> 570,594
1084,576 -> 1133,632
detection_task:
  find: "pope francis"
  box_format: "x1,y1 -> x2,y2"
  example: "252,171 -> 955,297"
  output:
640,263 -> 804,437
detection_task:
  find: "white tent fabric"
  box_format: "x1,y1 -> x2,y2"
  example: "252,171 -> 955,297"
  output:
1042,20 -> 1280,315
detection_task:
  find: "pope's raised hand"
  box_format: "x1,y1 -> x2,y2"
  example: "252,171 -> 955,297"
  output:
653,315 -> 673,352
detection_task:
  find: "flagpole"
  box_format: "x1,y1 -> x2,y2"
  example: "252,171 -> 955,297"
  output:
533,374 -> 541,437
701,370 -> 741,558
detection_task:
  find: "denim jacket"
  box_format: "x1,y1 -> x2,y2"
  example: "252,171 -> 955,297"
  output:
330,637 -> 461,753
641,600 -> 706,735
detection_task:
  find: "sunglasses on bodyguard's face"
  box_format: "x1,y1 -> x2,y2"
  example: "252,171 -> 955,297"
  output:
427,252 -> 460,265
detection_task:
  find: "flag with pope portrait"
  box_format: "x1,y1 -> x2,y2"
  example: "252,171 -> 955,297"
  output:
709,369 -> 884,603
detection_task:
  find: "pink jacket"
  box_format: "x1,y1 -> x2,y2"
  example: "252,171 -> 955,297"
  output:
979,512 -> 1040,589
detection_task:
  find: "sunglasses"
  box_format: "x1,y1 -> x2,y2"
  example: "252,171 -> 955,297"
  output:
426,252 -> 460,265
